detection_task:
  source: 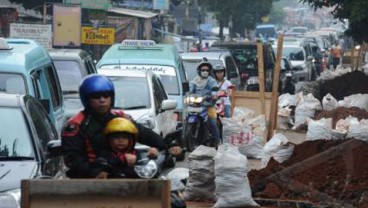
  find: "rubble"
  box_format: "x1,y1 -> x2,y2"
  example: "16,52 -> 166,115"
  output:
248,139 -> 368,208
315,106 -> 368,127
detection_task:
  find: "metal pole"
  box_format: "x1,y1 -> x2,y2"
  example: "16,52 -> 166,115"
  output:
43,3 -> 47,24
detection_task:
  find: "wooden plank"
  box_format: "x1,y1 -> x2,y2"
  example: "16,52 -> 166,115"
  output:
257,42 -> 266,115
233,91 -> 272,121
267,34 -> 284,140
21,179 -> 171,208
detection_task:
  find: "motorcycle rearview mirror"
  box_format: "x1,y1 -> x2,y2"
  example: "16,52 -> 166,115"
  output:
211,86 -> 219,91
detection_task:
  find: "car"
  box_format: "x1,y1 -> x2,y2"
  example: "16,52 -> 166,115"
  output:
49,48 -> 97,119
97,69 -> 178,139
0,38 -> 65,135
180,51 -> 244,90
279,44 -> 315,82
0,93 -> 63,207
211,41 -> 276,92
96,40 -> 189,132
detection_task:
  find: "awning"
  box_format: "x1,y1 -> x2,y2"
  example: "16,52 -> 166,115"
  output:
108,7 -> 158,19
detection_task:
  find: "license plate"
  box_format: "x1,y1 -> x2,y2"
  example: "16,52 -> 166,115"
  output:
187,106 -> 203,113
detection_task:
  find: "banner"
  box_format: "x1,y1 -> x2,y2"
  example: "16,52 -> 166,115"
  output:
64,0 -> 111,10
10,23 -> 52,48
53,4 -> 81,47
81,27 -> 115,45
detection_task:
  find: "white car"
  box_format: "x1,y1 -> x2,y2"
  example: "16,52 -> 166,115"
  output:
98,69 -> 177,138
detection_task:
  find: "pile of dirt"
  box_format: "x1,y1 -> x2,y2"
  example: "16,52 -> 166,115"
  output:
248,139 -> 368,208
320,71 -> 368,101
315,107 -> 368,127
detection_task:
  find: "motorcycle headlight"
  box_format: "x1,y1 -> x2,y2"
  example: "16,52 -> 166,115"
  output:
194,97 -> 203,103
0,189 -> 20,208
137,114 -> 155,129
189,96 -> 196,103
134,160 -> 158,179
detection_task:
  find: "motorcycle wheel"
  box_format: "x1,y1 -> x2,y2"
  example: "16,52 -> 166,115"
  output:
184,123 -> 200,152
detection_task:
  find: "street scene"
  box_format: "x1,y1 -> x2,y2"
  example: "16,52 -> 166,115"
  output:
1,0 -> 368,207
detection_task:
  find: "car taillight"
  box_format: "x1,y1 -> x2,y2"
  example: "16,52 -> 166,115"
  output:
241,73 -> 249,80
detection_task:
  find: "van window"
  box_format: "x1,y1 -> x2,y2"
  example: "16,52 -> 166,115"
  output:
256,26 -> 277,38
53,60 -> 83,92
31,70 -> 45,99
0,73 -> 26,94
225,56 -> 238,78
44,66 -> 62,109
152,76 -> 166,114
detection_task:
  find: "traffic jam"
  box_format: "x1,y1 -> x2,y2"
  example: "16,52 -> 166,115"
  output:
1,0 -> 367,208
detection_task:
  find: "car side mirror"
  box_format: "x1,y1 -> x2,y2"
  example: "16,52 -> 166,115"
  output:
39,99 -> 50,114
47,140 -> 62,158
161,99 -> 177,111
307,55 -> 314,61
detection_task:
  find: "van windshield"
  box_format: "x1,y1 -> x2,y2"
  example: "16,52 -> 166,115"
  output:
0,73 -> 26,94
99,64 -> 179,95
182,60 -> 222,81
53,60 -> 83,93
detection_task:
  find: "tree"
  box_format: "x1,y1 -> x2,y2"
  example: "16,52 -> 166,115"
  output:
300,0 -> 368,43
198,0 -> 276,40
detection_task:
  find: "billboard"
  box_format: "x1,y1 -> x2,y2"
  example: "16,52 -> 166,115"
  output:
53,4 -> 81,47
64,0 -> 111,10
153,0 -> 169,10
81,27 -> 115,45
10,23 -> 52,48
107,17 -> 137,43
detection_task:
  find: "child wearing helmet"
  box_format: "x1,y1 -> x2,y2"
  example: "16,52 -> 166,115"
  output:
93,118 -> 139,178
213,64 -> 234,118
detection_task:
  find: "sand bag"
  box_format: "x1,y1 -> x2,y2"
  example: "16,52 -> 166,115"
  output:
322,93 -> 337,111
293,93 -> 322,129
261,133 -> 295,168
238,115 -> 266,159
182,145 -> 217,202
213,144 -> 259,207
306,118 -> 332,140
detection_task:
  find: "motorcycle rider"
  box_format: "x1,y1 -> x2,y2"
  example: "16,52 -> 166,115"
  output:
189,58 -> 220,147
62,74 -> 182,179
213,64 -> 234,118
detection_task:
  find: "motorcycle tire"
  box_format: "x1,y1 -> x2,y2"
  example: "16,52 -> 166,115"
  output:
184,123 -> 197,152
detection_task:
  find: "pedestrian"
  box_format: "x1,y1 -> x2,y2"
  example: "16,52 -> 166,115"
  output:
62,74 -> 182,179
212,64 -> 234,118
330,41 -> 343,70
189,58 -> 220,148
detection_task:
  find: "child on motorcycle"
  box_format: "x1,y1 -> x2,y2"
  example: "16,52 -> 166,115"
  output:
92,117 -> 141,178
213,64 -> 234,118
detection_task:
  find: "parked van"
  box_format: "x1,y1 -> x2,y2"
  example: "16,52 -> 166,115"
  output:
96,40 -> 189,130
0,38 -> 65,134
49,48 -> 97,119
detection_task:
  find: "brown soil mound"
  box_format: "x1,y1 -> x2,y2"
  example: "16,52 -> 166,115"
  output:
248,139 -> 368,208
315,107 -> 368,127
320,70 -> 368,101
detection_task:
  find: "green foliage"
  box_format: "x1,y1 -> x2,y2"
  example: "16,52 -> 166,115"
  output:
198,0 -> 276,37
300,0 -> 368,43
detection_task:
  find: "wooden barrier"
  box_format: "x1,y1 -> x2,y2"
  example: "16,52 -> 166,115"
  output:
21,179 -> 171,208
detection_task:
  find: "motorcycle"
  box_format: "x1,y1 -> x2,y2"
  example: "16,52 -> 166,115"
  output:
184,86 -> 228,151
183,93 -> 210,152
